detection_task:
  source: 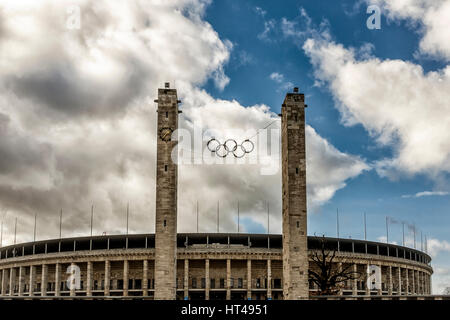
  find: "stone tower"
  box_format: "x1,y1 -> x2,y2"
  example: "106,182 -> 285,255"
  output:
154,83 -> 180,300
281,87 -> 309,300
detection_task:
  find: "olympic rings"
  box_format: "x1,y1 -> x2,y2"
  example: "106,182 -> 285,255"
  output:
207,138 -> 255,158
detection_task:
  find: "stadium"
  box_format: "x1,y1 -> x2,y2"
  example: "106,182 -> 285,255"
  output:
0,85 -> 433,300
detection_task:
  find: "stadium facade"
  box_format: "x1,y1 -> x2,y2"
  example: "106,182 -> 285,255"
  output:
0,85 -> 433,299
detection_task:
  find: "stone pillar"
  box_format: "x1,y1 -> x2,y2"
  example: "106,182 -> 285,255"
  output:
281,88 -> 309,300
154,84 -> 180,300
29,266 -> 35,296
183,259 -> 189,300
412,268 -> 415,294
226,259 -> 231,300
123,260 -> 129,296
267,260 -> 272,299
41,264 -> 48,296
388,266 -> 393,295
86,261 -> 92,296
365,264 -> 370,295
338,263 -> 343,295
405,268 -> 409,295
352,264 -> 357,296
415,270 -> 419,295
18,266 -> 24,296
1,269 -> 9,296
143,260 -> 149,296
205,259 -> 210,300
9,267 -> 16,296
104,260 -> 110,296
397,267 -> 402,295
247,259 -> 252,300
55,263 -> 61,297
418,271 -> 421,294
70,263 -> 76,297
422,272 -> 425,294
377,264 -> 382,296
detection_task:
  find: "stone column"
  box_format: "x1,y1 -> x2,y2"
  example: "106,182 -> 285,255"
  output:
415,270 -> 419,295
352,264 -> 357,296
70,263 -> 76,297
226,259 -> 231,300
104,260 -> 111,296
29,266 -> 35,296
365,263 -> 370,295
205,259 -> 210,300
397,267 -> 402,295
18,266 -> 24,296
143,260 -> 149,296
405,268 -> 409,295
154,85 -> 180,300
9,267 -> 16,296
55,263 -> 61,297
41,264 -> 48,296
377,264 -> 382,296
247,259 -> 252,300
86,261 -> 92,296
123,260 -> 129,296
388,266 -> 393,295
412,268 -> 415,294
184,259 -> 189,300
1,269 -> 9,296
416,270 -> 420,294
281,89 -> 309,300
267,260 -> 272,299
337,263 -> 343,295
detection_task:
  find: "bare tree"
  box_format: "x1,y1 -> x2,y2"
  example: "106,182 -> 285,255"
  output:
309,236 -> 363,295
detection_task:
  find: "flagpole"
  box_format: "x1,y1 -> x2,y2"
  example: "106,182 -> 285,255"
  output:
386,216 -> 389,244
421,231 -> 423,251
126,202 -> 129,235
59,209 -> 63,239
237,200 -> 240,233
336,208 -> 340,251
267,201 -> 270,235
402,222 -> 405,246
90,204 -> 94,237
336,208 -> 340,239
364,212 -> 367,241
33,213 -> 37,242
196,200 -> 199,233
14,217 -> 17,245
0,220 -> 3,247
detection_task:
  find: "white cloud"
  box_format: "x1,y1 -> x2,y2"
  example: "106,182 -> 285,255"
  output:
257,19 -> 276,41
254,6 -> 266,17
428,238 -> 450,258
402,191 -> 450,198
377,236 -> 398,245
306,126 -> 370,206
269,72 -> 294,91
303,38 -> 450,179
0,0 -> 368,244
369,0 -> 450,60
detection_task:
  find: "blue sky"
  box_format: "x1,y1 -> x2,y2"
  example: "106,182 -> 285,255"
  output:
200,0 -> 450,292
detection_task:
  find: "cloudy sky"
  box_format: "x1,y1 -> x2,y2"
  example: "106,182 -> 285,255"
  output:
0,0 -> 449,293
